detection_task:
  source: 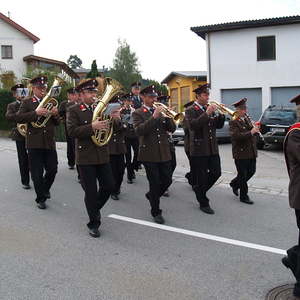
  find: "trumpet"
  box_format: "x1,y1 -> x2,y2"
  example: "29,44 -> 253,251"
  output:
153,102 -> 184,124
208,100 -> 240,120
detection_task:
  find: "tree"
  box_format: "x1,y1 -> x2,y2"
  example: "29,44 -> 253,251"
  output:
86,60 -> 100,78
109,39 -> 141,91
67,55 -> 82,69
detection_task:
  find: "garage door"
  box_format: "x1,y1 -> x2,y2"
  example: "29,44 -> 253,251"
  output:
221,88 -> 262,121
271,86 -> 300,107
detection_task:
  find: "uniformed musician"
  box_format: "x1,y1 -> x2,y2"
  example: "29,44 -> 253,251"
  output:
229,98 -> 259,205
109,94 -> 127,200
59,87 -> 79,170
183,101 -> 194,186
281,122 -> 300,298
290,94 -> 300,122
121,94 -> 139,184
157,95 -> 176,198
5,83 -> 31,190
131,81 -> 143,109
185,84 -> 225,214
133,85 -> 176,224
67,78 -> 118,238
17,76 -> 60,209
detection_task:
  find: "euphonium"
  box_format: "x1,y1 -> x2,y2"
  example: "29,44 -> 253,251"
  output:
208,100 -> 239,120
91,77 -> 124,147
31,75 -> 65,128
153,102 -> 185,124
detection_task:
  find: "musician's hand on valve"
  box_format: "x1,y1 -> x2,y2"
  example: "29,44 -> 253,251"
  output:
251,127 -> 260,135
92,119 -> 109,130
50,107 -> 58,116
153,106 -> 164,119
35,107 -> 48,116
206,104 -> 217,116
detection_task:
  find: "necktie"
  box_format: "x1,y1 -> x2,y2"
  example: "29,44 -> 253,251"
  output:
149,107 -> 155,114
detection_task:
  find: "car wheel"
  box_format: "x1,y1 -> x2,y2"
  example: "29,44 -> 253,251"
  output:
173,141 -> 179,146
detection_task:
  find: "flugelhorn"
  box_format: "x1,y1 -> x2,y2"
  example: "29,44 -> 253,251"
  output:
208,100 -> 239,120
153,102 -> 184,124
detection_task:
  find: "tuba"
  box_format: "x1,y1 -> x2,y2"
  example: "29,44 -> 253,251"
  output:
208,100 -> 239,120
153,102 -> 185,125
31,75 -> 65,128
91,77 -> 124,147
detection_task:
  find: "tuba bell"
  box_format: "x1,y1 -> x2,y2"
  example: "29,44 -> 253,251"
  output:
17,123 -> 27,137
91,77 -> 124,147
153,102 -> 185,124
31,75 -> 65,128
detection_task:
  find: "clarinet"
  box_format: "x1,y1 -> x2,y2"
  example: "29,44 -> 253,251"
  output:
245,113 -> 264,140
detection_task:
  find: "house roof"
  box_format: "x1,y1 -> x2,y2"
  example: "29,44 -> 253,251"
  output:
191,15 -> 300,40
23,55 -> 79,79
161,71 -> 207,84
0,12 -> 40,43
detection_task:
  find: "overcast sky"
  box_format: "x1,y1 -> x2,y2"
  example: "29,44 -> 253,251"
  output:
2,0 -> 300,81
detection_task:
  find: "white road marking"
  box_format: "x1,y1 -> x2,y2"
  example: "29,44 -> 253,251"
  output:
108,214 -> 286,256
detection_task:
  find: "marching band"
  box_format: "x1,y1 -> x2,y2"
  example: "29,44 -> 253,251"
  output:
5,76 -> 265,238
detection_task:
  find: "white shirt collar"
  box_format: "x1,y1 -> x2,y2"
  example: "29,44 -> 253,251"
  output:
34,95 -> 41,102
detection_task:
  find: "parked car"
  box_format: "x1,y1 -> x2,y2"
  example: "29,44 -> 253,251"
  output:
172,117 -> 231,145
257,105 -> 297,149
172,124 -> 185,145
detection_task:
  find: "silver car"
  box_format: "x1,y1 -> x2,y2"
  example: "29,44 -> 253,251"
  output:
172,118 -> 231,145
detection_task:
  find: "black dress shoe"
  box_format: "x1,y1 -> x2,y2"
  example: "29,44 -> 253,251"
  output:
44,192 -> 51,199
89,228 -> 100,238
145,192 -> 150,200
22,184 -> 31,190
163,190 -> 170,197
132,174 -> 136,179
37,202 -> 47,209
153,214 -> 165,224
111,194 -> 119,200
240,197 -> 254,205
230,183 -> 239,196
127,179 -> 133,184
281,256 -> 291,269
200,206 -> 215,215
69,165 -> 75,170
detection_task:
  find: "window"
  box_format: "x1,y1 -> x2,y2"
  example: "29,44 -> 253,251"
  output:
257,36 -> 276,61
1,45 -> 13,59
170,88 -> 179,112
180,86 -> 190,109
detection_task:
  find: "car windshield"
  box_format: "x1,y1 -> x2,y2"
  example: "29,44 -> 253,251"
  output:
263,110 -> 296,123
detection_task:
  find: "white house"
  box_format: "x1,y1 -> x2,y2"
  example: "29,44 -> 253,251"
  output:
191,16 -> 300,120
0,12 -> 39,80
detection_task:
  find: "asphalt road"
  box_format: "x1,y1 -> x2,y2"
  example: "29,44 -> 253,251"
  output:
0,138 -> 296,300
